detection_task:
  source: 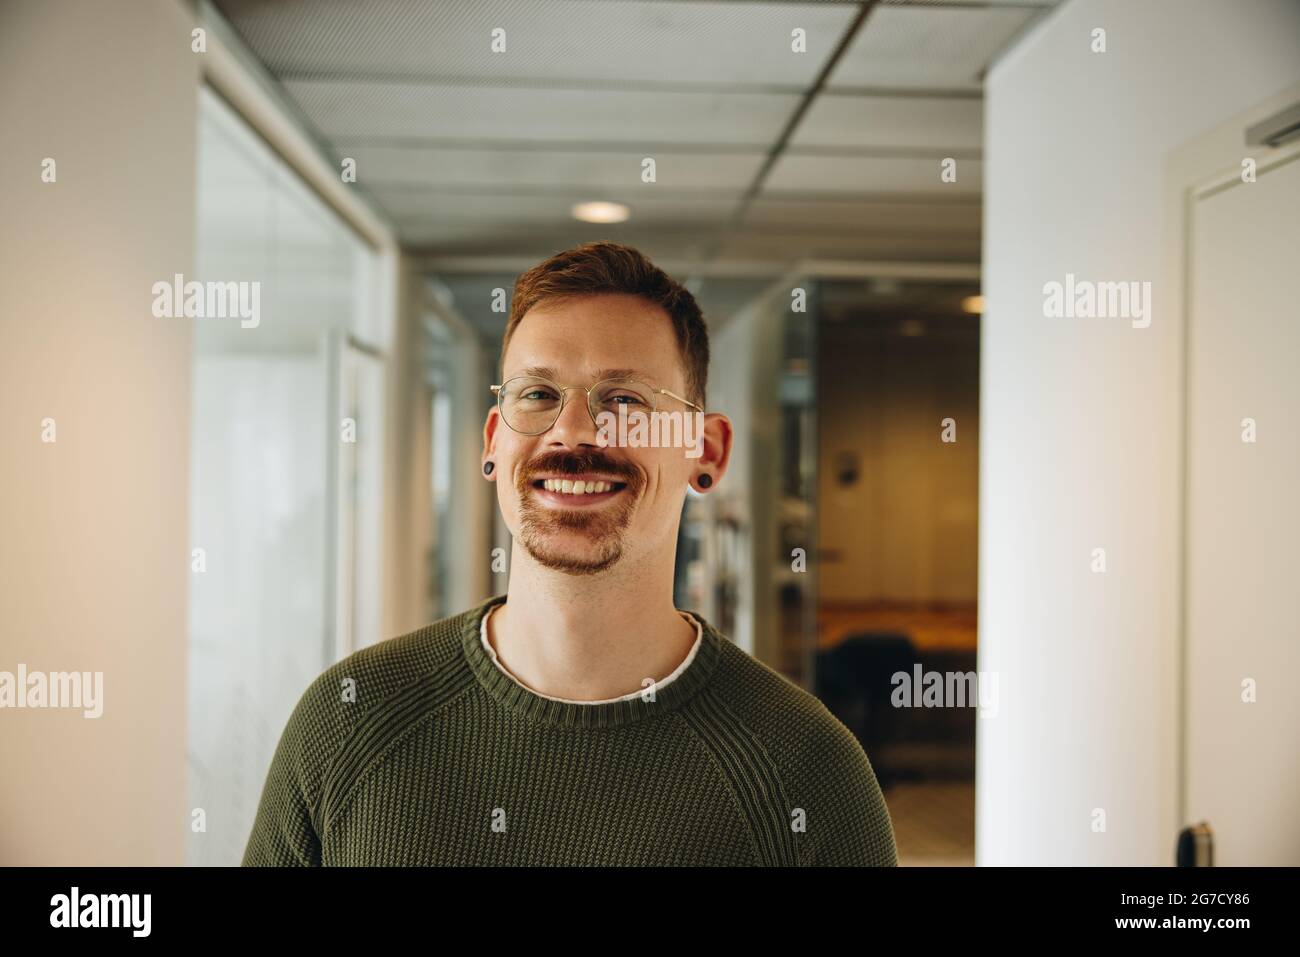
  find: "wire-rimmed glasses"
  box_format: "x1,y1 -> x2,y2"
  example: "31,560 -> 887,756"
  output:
490,375 -> 702,435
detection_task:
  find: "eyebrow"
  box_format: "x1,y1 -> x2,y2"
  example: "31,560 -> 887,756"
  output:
514,366 -> 646,382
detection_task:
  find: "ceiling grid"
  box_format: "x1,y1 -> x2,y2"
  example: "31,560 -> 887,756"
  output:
213,0 -> 1055,324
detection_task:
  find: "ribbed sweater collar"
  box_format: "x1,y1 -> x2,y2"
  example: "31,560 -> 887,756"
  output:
459,593 -> 723,729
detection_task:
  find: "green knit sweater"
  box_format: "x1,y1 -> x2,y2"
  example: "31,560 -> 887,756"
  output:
242,594 -> 898,866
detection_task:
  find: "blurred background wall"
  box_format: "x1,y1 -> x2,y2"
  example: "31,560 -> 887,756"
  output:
0,0 -> 199,865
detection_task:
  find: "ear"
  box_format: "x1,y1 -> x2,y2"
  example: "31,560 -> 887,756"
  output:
482,406 -> 501,477
692,412 -> 733,490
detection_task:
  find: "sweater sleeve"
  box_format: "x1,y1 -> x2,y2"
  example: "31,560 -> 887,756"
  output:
241,681 -> 327,867
799,710 -> 899,867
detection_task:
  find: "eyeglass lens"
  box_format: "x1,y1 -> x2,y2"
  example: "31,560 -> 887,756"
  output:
499,376 -> 655,433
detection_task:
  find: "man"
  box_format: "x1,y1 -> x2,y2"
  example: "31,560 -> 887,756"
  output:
243,241 -> 897,866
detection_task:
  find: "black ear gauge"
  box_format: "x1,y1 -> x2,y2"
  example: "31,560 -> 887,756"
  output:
483,461 -> 494,475
697,473 -> 712,489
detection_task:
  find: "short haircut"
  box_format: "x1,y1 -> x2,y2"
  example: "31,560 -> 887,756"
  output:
501,241 -> 709,407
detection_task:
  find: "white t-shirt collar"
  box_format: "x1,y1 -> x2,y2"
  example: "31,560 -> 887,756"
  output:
479,602 -> 704,705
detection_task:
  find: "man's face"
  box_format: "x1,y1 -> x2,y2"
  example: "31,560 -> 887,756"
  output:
484,293 -> 705,576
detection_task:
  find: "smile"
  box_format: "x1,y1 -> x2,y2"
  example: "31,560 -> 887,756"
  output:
529,476 -> 629,506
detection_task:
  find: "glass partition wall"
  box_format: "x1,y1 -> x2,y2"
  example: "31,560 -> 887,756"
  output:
185,87 -> 387,866
677,277 -> 819,689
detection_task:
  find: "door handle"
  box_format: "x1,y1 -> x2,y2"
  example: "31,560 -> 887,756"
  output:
1176,822 -> 1214,866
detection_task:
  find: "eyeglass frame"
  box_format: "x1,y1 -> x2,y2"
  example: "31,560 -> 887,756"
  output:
489,374 -> 704,435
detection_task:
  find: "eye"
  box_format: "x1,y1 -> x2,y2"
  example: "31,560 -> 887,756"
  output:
512,382 -> 561,403
609,393 -> 647,406
599,387 -> 653,409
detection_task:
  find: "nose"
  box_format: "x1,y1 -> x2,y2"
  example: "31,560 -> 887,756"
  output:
546,386 -> 600,447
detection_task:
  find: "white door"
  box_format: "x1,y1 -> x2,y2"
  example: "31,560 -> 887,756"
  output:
1184,151 -> 1300,865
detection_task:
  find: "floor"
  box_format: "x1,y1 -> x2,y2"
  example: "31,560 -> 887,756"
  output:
883,780 -> 976,866
817,602 -> 979,866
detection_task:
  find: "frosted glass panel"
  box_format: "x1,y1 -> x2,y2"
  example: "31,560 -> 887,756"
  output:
186,353 -> 328,866
186,87 -> 383,865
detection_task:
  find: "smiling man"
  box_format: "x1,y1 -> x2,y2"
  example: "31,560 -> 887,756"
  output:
243,241 -> 897,867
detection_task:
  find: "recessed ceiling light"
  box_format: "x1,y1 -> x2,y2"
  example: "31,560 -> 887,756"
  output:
572,201 -> 630,224
962,295 -> 984,315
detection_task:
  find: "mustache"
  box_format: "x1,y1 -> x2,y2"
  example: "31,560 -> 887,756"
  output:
518,449 -> 642,487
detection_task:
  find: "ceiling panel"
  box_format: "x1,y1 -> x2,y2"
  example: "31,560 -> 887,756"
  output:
790,92 -> 983,151
335,145 -> 764,193
399,224 -> 725,256
217,0 -> 858,86
407,227 -> 724,265
765,154 -> 983,195
745,196 -> 980,233
880,0 -> 1049,6
714,230 -> 980,264
371,189 -> 742,229
828,4 -> 1040,90
284,79 -> 800,145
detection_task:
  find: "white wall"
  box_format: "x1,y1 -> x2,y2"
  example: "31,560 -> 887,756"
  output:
0,0 -> 199,864
978,0 -> 1300,865
707,293 -> 786,661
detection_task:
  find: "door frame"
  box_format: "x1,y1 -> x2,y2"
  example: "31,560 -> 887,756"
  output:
1165,81 -> 1300,838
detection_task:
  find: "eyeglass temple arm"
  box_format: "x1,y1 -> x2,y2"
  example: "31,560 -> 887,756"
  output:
658,388 -> 703,412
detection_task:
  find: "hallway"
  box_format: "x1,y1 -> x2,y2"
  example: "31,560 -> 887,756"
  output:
2,0 -> 1298,872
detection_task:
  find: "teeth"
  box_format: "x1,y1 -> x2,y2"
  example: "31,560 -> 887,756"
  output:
542,479 -> 613,494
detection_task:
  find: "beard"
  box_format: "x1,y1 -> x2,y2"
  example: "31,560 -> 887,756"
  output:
514,449 -> 643,576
